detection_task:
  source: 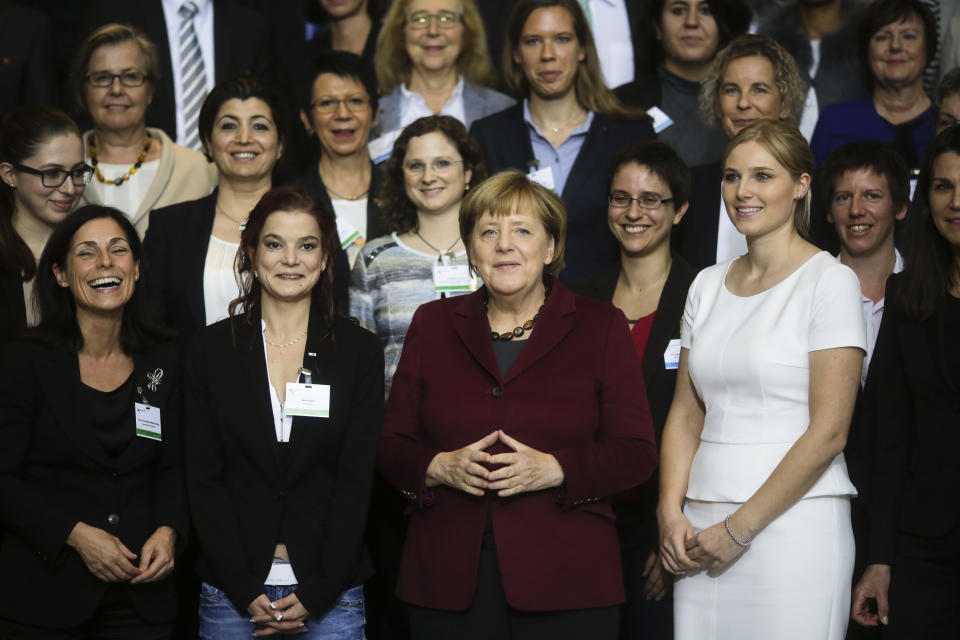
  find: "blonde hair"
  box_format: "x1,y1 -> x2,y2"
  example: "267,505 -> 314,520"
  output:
724,119 -> 813,238
459,170 -> 567,278
70,23 -> 160,113
503,0 -> 647,122
374,0 -> 498,93
699,35 -> 805,130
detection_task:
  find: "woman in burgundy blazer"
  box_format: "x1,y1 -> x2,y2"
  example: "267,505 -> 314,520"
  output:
378,171 -> 658,639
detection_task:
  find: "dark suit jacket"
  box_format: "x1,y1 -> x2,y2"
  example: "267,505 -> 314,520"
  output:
867,275 -> 960,565
184,307 -> 384,616
470,105 -> 655,284
296,160 -> 388,243
0,270 -> 26,349
569,256 -> 697,547
0,339 -> 187,627
675,161 -> 722,271
77,0 -> 272,140
143,190 -> 350,340
378,281 -> 658,611
0,0 -> 58,114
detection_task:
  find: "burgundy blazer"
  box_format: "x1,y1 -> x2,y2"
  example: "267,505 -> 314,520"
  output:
377,281 -> 658,612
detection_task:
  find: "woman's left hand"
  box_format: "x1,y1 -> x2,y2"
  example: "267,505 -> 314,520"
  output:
684,521 -> 748,573
486,431 -> 564,497
130,526 -> 177,584
250,592 -> 311,636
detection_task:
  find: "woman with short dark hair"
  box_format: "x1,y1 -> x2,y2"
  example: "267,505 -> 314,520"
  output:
0,205 -> 187,638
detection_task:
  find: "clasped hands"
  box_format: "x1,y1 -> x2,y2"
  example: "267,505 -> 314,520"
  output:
249,592 -> 310,636
659,512 -> 748,575
67,522 -> 176,584
426,430 -> 564,497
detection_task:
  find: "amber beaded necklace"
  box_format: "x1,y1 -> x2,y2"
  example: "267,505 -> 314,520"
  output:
487,288 -> 550,341
89,132 -> 152,186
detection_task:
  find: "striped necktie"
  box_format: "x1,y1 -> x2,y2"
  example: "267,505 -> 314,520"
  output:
179,1 -> 207,150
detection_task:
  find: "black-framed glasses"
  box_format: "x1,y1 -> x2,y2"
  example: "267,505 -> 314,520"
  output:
609,191 -> 674,210
85,70 -> 150,88
310,96 -> 371,114
405,10 -> 463,29
14,163 -> 94,188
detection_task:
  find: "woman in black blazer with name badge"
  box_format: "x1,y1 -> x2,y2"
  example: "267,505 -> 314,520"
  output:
0,205 -> 187,638
184,187 -> 384,639
571,141 -> 696,640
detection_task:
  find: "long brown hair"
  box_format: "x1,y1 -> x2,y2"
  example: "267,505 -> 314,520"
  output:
502,0 -> 647,122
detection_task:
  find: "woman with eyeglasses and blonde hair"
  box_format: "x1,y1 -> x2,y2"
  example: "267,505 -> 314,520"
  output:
373,0 -> 515,137
71,23 -> 216,235
0,105 -> 91,347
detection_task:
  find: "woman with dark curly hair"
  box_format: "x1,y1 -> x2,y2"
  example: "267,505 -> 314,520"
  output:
349,115 -> 486,394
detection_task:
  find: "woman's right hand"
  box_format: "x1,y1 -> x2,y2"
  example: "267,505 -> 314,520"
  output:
851,563 -> 891,627
425,431 -> 499,496
67,522 -> 140,582
658,509 -> 699,575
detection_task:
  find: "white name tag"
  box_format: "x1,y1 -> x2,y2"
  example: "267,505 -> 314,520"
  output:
135,402 -> 162,441
368,129 -> 403,164
336,218 -> 363,249
527,166 -> 556,191
647,106 -> 674,134
284,383 -> 330,418
433,263 -> 477,293
663,338 -> 681,370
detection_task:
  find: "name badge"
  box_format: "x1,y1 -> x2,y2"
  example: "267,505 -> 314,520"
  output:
368,129 -> 403,164
663,338 -> 681,370
433,263 -> 477,293
284,383 -> 330,419
646,106 -> 674,134
527,166 -> 556,191
135,402 -> 162,441
336,218 -> 364,249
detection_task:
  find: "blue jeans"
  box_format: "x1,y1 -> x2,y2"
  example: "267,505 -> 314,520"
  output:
198,582 -> 365,639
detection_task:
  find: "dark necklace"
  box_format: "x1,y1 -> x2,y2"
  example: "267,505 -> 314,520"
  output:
487,288 -> 550,341
89,132 -> 153,186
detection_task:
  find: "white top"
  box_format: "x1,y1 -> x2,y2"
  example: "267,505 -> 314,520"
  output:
585,0 -> 635,88
715,187 -> 748,264
260,319 -> 294,443
331,198 -> 368,269
88,159 -> 160,220
203,235 -> 240,326
161,0 -> 216,145
399,76 -> 466,129
681,252 -> 866,502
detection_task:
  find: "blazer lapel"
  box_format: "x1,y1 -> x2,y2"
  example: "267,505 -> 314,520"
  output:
233,313 -> 285,473
453,291 -> 502,382
187,191 -> 218,328
115,349 -> 170,470
561,116 -> 602,200
286,310 -> 335,468
641,258 -> 689,383
928,305 -> 958,394
38,349 -> 112,468
503,282 -> 576,384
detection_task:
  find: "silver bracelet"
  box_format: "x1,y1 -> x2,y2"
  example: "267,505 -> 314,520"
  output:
724,514 -> 751,547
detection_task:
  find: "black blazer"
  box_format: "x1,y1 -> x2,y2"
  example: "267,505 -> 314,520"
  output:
569,255 -> 697,546
0,339 -> 187,627
0,0 -> 58,114
867,275 -> 960,565
76,0 -> 272,140
675,161 -> 722,271
0,269 -> 26,350
470,105 -> 656,284
296,161 -> 388,243
184,307 -> 384,616
143,190 -> 350,340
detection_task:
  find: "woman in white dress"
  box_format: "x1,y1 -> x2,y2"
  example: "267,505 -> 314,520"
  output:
657,118 -> 866,640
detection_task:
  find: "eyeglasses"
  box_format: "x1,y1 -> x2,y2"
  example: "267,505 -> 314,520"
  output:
402,159 -> 464,176
85,70 -> 149,88
310,96 -> 371,113
14,163 -> 95,188
609,191 -> 674,210
405,11 -> 463,29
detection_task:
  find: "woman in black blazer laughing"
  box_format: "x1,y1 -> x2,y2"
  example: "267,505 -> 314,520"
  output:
571,141 -> 696,640
184,186 -> 384,638
851,125 -> 960,638
0,205 -> 187,638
